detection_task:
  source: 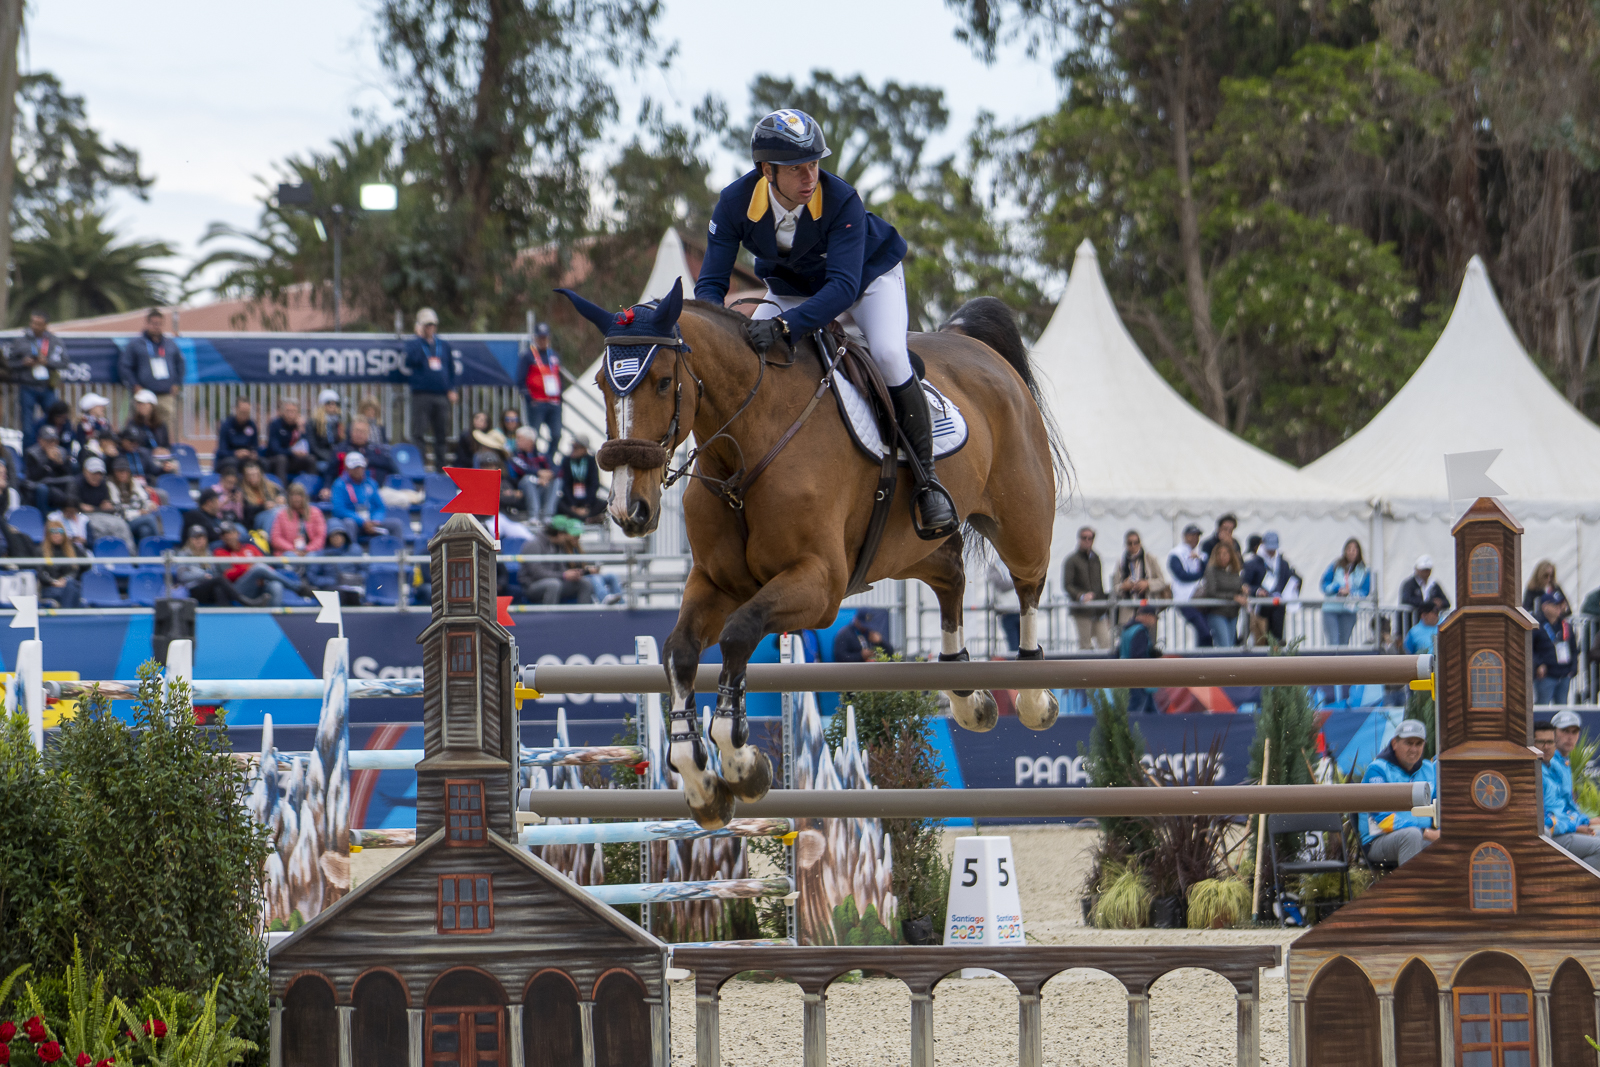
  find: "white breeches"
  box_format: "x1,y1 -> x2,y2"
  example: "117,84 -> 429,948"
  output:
752,262 -> 913,386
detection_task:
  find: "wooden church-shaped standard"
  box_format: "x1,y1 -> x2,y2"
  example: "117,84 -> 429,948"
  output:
1289,498 -> 1600,1066
268,513 -> 668,1067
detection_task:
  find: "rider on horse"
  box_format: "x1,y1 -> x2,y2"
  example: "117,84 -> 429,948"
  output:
694,108 -> 959,540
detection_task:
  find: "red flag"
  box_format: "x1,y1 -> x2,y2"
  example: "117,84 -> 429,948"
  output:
496,596 -> 515,627
441,467 -> 501,515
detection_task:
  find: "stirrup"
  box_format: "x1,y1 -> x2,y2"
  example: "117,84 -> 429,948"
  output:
912,483 -> 959,540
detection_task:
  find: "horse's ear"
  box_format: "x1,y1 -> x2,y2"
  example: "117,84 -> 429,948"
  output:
651,278 -> 684,331
555,288 -> 616,337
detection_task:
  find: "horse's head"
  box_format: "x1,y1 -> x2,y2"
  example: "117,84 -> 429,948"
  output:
556,278 -> 691,537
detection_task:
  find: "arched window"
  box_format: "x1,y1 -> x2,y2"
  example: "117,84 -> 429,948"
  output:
351,971 -> 408,1067
592,970 -> 650,1067
282,974 -> 339,1067
1468,544 -> 1501,596
1470,844 -> 1515,911
1469,651 -> 1505,709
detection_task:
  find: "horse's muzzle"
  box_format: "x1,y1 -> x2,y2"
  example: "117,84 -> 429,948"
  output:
613,496 -> 659,537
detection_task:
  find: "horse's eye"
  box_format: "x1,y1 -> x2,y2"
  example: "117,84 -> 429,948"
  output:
656,377 -> 672,396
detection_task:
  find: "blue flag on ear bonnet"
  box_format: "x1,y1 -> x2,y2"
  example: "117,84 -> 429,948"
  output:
555,279 -> 685,397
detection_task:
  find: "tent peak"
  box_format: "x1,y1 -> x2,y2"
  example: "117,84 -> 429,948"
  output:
1075,238 -> 1098,262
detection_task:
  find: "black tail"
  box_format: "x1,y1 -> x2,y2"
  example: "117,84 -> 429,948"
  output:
939,297 -> 1072,500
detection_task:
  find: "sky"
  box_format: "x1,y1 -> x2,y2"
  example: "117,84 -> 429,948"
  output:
28,0 -> 1061,293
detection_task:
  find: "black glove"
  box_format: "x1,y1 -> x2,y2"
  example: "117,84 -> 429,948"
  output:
745,316 -> 790,355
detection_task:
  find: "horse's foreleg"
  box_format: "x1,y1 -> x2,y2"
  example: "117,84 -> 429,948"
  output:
901,534 -> 997,732
663,567 -> 738,829
1012,577 -> 1059,730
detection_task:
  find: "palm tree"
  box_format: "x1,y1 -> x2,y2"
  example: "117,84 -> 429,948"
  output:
9,208 -> 174,324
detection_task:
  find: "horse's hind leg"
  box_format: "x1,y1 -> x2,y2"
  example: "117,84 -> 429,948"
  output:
900,533 -> 998,732
1012,575 -> 1059,730
663,566 -> 739,828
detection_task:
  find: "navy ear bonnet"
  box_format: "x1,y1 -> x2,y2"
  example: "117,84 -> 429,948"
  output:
555,278 -> 685,398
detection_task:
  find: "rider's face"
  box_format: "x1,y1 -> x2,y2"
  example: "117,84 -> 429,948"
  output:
767,161 -> 819,207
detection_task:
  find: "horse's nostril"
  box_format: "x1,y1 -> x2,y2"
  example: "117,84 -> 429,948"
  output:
629,500 -> 650,525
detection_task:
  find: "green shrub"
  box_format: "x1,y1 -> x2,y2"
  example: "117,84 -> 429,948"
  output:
1186,878 -> 1250,929
1092,864 -> 1152,929
1080,690 -> 1154,893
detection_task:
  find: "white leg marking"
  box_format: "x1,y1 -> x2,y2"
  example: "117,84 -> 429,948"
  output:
1020,607 -> 1038,652
1014,608 -> 1059,730
942,627 -> 963,656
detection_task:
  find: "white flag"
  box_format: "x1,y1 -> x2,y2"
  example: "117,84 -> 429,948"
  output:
9,594 -> 37,632
1444,450 -> 1506,501
313,590 -> 343,630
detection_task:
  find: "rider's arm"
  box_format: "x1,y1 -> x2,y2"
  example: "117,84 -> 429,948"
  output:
694,193 -> 745,306
781,194 -> 869,335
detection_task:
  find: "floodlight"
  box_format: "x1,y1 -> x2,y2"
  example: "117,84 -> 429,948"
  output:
360,183 -> 398,211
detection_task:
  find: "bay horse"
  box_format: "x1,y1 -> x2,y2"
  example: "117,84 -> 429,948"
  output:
559,279 -> 1063,828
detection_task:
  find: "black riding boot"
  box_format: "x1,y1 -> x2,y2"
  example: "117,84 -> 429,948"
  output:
888,377 -> 959,540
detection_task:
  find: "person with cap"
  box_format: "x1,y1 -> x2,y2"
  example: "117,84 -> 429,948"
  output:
1240,530 -> 1300,644
216,395 -> 261,467
694,109 -> 956,540
1533,592 -> 1580,705
834,608 -> 896,662
1320,538 -> 1372,647
556,436 -> 603,523
263,398 -> 319,485
519,514 -> 594,605
182,486 -> 227,545
117,309 -> 184,427
122,388 -> 178,477
1117,602 -> 1163,713
515,322 -> 564,460
8,309 -> 66,446
1399,554 -> 1451,619
172,523 -> 241,606
308,389 -> 346,475
329,451 -> 405,543
404,308 -> 457,470
1537,716 -> 1600,871
1360,718 -> 1439,867
1064,526 -> 1111,650
1404,600 -> 1441,655
73,454 -> 136,547
1167,523 -> 1212,647
23,425 -> 77,512
75,393 -> 113,443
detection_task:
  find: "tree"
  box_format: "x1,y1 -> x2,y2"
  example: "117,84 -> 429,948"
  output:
10,208 -> 172,325
12,72 -> 151,224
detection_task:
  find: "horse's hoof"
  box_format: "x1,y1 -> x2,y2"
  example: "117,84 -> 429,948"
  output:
721,747 -> 773,803
949,689 -> 999,732
686,777 -> 735,830
1017,688 -> 1059,731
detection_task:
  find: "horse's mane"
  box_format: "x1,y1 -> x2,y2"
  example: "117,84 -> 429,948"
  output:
682,299 -> 758,341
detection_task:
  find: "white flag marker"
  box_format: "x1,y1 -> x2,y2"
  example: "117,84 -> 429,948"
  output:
313,590 -> 345,638
1444,449 -> 1506,501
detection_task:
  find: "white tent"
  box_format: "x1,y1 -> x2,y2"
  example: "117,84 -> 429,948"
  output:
1305,254 -> 1600,603
1034,240 -> 1370,593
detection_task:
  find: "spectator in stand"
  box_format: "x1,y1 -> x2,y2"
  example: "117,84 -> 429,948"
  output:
182,487 -> 227,545
271,481 -> 328,559
23,426 -> 76,511
1320,538 -> 1371,646
988,561 -> 1021,652
1399,554 -> 1451,617
507,427 -> 558,520
1111,529 -> 1170,625
1538,715 -> 1600,871
238,458 -> 283,530
328,452 -> 405,542
1241,530 -> 1299,644
1063,526 -> 1111,650
358,395 -> 389,444
10,310 -> 66,445
308,526 -> 364,602
118,309 -> 183,427
49,500 -> 89,550
75,455 -> 137,547
519,514 -> 593,604
1117,603 -> 1163,713
40,400 -> 76,455
1199,513 -> 1239,559
0,464 -> 20,520
1167,524 -> 1211,647
216,396 -> 261,467
1360,719 -> 1438,867
214,463 -> 246,526
212,523 -> 282,606
835,609 -> 896,662
336,417 -> 397,479
516,323 -> 564,459
106,458 -> 159,543
556,436 -> 603,523
264,398 -> 318,485
308,389 -> 345,476
35,520 -> 82,608
1533,592 -> 1579,705
116,426 -> 154,480
404,308 -> 456,470
75,393 -> 113,442
1523,559 -> 1571,618
1198,541 -> 1247,647
172,524 -> 239,606
454,411 -> 494,469
1405,602 -> 1441,655
499,408 -> 522,444
123,389 -> 177,476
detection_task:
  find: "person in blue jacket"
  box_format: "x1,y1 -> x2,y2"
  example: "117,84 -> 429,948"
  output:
328,452 -> 406,543
1319,538 -> 1371,646
694,109 -> 956,539
1540,713 -> 1600,870
1117,604 -> 1162,713
403,308 -> 457,471
1360,719 -> 1438,866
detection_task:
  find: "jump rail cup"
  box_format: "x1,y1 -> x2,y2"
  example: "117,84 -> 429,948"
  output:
520,782 -> 1432,820
524,653 -> 1432,694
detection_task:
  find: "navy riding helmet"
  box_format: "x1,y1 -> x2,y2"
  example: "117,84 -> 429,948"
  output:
751,109 -> 832,166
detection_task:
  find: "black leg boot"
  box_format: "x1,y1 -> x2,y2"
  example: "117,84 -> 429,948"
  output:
888,377 -> 959,539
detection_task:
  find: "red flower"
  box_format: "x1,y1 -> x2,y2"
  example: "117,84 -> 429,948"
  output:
0,1043 -> 10,1064
94,1060 -> 113,1067
37,1041 -> 61,1063
23,1017 -> 46,1043
75,1053 -> 91,1067
141,1021 -> 166,1039
0,1021 -> 14,1041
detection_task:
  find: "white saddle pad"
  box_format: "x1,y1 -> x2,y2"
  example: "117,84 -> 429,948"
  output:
832,371 -> 969,463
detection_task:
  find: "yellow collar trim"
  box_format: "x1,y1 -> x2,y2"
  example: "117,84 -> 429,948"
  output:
746,176 -> 824,222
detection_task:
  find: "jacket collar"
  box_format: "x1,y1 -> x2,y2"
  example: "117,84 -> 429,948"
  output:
746,175 -> 824,223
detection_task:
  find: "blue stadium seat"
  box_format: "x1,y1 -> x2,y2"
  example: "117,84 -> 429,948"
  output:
7,505 -> 43,543
92,537 -> 134,577
155,504 -> 184,540
80,569 -> 125,607
280,588 -> 317,607
170,443 -> 203,480
415,508 -> 448,546
137,536 -> 180,561
364,568 -> 400,607
127,571 -> 165,607
157,474 -> 196,509
368,534 -> 403,560
422,473 -> 457,507
293,473 -> 323,498
199,473 -> 221,491
392,443 -> 427,482
264,472 -> 285,489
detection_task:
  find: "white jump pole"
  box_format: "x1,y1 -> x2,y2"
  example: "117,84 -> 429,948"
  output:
314,593 -> 352,860
163,638 -> 193,716
9,595 -> 41,750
